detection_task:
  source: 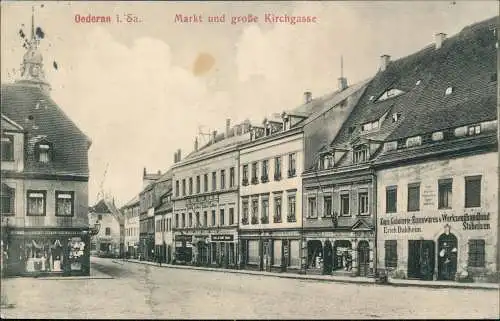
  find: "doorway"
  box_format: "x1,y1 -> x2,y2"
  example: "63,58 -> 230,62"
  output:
437,233 -> 458,281
333,240 -> 352,271
357,241 -> 370,277
323,240 -> 333,275
408,240 -> 435,280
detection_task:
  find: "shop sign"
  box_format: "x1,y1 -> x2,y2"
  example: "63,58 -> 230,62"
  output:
175,234 -> 193,242
380,212 -> 491,234
211,234 -> 234,242
186,195 -> 220,210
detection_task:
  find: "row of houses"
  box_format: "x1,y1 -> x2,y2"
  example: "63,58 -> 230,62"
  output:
120,17 -> 498,283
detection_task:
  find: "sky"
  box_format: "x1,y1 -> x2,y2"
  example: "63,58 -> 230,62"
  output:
1,1 -> 498,207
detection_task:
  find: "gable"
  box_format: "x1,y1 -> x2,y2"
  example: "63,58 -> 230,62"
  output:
352,218 -> 373,231
1,115 -> 24,132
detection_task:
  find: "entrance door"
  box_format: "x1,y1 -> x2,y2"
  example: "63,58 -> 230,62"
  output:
357,241 -> 370,277
408,240 -> 435,280
323,240 -> 333,275
438,233 -> 458,281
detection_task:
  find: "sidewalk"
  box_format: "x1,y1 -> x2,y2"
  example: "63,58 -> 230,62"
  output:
35,267 -> 113,280
118,259 -> 499,291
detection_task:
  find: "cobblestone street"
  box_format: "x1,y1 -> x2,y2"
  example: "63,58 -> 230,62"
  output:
1,257 -> 498,319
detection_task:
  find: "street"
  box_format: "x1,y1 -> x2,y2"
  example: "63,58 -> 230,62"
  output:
1,256 -> 499,319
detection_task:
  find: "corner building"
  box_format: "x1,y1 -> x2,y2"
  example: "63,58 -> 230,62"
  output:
374,17 -> 498,282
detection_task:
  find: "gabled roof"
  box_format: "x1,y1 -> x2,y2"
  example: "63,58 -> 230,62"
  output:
1,83 -> 91,176
90,198 -> 124,225
1,114 -> 24,131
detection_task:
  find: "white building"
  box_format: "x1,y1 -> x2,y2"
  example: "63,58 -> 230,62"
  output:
122,195 -> 140,259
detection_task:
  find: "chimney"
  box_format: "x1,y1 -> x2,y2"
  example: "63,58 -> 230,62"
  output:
157,170 -> 161,175
304,91 -> 312,104
434,32 -> 447,50
177,149 -> 181,162
194,137 -> 198,151
143,167 -> 146,177
379,54 -> 391,72
212,130 -> 217,143
174,152 -> 178,163
225,119 -> 231,137
338,77 -> 348,91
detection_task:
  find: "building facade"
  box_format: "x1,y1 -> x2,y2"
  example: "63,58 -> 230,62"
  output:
154,171 -> 173,263
89,199 -> 123,258
172,120 -> 250,268
123,196 -> 140,259
375,17 -> 498,283
1,14 -> 91,276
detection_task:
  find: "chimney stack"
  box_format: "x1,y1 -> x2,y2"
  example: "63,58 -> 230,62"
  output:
379,54 -> 391,72
434,32 -> 447,50
157,170 -> 161,175
194,137 -> 199,151
225,119 -> 231,137
174,152 -> 178,163
177,149 -> 181,162
338,77 -> 348,91
143,167 -> 146,177
304,91 -> 312,104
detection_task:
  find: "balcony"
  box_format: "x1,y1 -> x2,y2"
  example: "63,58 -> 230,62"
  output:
260,175 -> 269,183
287,169 -> 296,178
251,177 -> 259,185
261,216 -> 269,224
242,178 -> 249,186
274,173 -> 282,181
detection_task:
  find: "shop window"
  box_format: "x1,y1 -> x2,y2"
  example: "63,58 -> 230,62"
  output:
229,208 -> 234,225
247,240 -> 259,264
438,179 -> 453,209
308,197 -> 317,218
55,191 -> 74,216
340,193 -> 350,216
465,176 -> 481,208
220,209 -> 225,226
468,239 -> 485,268
220,170 -> 226,190
211,210 -> 216,226
204,174 -> 209,192
1,183 -> 15,215
105,227 -> 111,235
384,240 -> 398,268
323,196 -> 332,217
1,135 -> 14,161
287,194 -> 296,222
27,190 -> 46,216
212,172 -> 217,191
386,186 -> 397,213
229,167 -> 235,188
358,192 -> 369,215
407,184 -> 420,212
274,196 -> 282,223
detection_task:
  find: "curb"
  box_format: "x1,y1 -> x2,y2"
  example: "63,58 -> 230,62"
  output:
122,259 -> 499,291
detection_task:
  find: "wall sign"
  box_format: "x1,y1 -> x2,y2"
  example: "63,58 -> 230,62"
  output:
380,212 -> 491,234
186,194 -> 220,210
211,234 -> 234,242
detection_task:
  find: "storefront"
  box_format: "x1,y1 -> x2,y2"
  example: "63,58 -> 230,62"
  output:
4,228 -> 90,277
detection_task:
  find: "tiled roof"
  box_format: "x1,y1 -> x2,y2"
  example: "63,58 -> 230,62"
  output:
329,16 -> 498,149
1,83 -> 90,176
181,131 -> 251,163
90,199 -> 111,213
121,195 -> 140,208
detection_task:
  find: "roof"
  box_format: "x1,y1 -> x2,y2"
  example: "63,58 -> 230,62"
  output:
328,16 -> 497,148
156,168 -> 173,183
1,83 -> 90,176
89,199 -> 111,213
90,198 -> 124,224
121,195 -> 140,208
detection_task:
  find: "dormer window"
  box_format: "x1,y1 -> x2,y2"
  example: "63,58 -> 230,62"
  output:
361,120 -> 379,132
432,131 -> 444,141
406,136 -> 422,148
415,80 -> 421,86
35,139 -> 53,163
353,145 -> 368,164
392,113 -> 401,123
445,87 -> 453,95
320,153 -> 334,169
467,124 -> 481,136
1,135 -> 14,161
376,88 -> 405,102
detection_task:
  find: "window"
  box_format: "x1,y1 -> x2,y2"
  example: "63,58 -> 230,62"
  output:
308,197 -> 317,218
251,198 -> 259,224
323,196 -> 332,217
98,214 -> 102,220
203,211 -> 208,227
229,167 -> 235,188
358,192 -> 368,215
195,212 -> 200,227
261,160 -> 269,182
288,153 -> 296,177
407,184 -> 420,212
445,86 -> 453,95
353,146 -> 368,164
36,142 -> 52,163
465,176 -> 481,208
274,157 -> 282,180
438,179 -> 452,209
181,213 -> 186,228
384,240 -> 397,268
261,199 -> 269,223
175,180 -> 179,197
175,214 -> 179,228
1,135 -> 14,161
27,190 -> 46,216
386,187 -> 397,213
377,88 -> 405,102
219,209 -> 224,226
211,210 -> 216,226
189,178 -> 193,195
392,113 -> 401,123
196,176 -> 200,194
287,195 -> 296,222
229,208 -> 234,225
212,172 -> 217,191
340,193 -> 350,216
188,213 -> 193,227
204,174 -> 208,192
1,183 -> 15,215
406,136 -> 422,148
251,162 -> 258,184
105,227 -> 111,236
221,170 -> 226,190
322,154 -> 334,169
55,191 -> 74,216
242,165 -> 249,185
273,196 -> 282,223
242,200 -> 249,224
182,179 -> 186,196
468,239 -> 485,268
